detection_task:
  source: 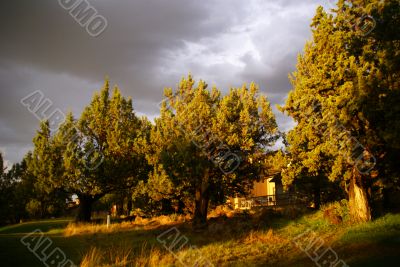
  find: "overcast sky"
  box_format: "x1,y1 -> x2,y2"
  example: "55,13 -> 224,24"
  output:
0,0 -> 330,166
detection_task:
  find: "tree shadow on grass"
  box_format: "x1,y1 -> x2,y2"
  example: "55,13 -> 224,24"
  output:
6,207 -> 315,266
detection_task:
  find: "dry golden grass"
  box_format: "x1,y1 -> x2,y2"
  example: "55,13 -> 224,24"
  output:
79,243 -> 174,267
64,214 -> 188,237
73,209 -> 297,266
242,228 -> 286,245
3,203 -> 399,267
80,247 -> 103,267
80,246 -> 133,267
64,221 -> 136,237
75,213 -> 400,266
134,245 -> 175,267
207,205 -> 235,218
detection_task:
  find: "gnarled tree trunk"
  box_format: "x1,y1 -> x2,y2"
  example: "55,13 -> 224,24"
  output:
348,169 -> 371,222
192,173 -> 210,230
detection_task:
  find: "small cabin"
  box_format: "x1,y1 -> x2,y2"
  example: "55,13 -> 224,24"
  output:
233,174 -> 284,209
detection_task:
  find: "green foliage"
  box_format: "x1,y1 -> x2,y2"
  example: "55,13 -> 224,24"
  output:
24,122 -> 68,219
25,199 -> 42,218
0,154 -> 36,224
322,199 -> 350,222
280,0 -> 400,218
2,1 -> 398,225
60,81 -> 149,197
147,74 -> 278,223
0,152 -> 4,177
21,79 -> 151,221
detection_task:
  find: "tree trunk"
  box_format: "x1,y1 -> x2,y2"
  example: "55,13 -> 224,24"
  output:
176,199 -> 185,214
76,195 -> 94,222
127,198 -> 133,216
348,169 -> 371,222
161,199 -> 174,214
192,173 -> 210,230
116,199 -> 124,217
313,184 -> 321,210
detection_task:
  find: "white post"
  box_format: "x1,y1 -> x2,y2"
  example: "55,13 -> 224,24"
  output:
107,214 -> 111,228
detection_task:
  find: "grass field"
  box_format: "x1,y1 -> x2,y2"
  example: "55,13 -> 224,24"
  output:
0,206 -> 399,266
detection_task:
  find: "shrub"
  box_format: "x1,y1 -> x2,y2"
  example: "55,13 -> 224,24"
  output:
322,199 -> 349,224
26,199 -> 41,218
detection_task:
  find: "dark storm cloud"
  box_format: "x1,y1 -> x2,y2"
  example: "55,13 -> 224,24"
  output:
0,0 -> 326,164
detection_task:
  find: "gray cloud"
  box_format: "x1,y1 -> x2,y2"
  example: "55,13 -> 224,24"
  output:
0,0 -> 325,164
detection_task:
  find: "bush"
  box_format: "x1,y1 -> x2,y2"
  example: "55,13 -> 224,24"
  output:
26,199 -> 42,218
322,199 -> 349,224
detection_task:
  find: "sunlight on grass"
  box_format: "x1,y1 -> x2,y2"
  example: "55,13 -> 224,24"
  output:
64,214 -> 188,236
64,221 -> 138,237
80,243 -> 173,267
0,219 -> 71,235
0,209 -> 399,266
340,213 -> 400,244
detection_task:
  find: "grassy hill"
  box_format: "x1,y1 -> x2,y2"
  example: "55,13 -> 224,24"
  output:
0,204 -> 399,266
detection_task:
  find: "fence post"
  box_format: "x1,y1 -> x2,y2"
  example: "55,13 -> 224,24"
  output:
107,214 -> 111,228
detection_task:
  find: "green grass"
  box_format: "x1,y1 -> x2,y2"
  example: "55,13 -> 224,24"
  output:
0,211 -> 399,266
333,214 -> 400,267
0,219 -> 70,235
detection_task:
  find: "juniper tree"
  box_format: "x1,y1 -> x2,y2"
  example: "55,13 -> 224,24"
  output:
59,80 -> 150,221
281,0 -> 400,222
148,75 -> 278,228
